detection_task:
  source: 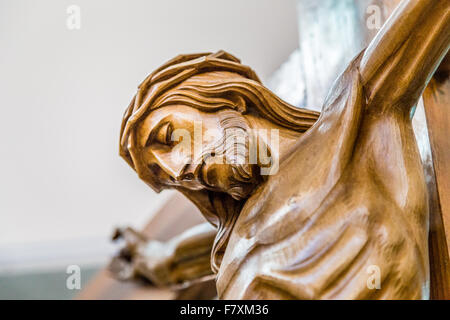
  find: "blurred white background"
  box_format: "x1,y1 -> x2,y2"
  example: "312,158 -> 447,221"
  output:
0,0 -> 298,273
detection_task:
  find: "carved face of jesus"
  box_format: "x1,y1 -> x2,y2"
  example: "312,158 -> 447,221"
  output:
135,105 -> 261,200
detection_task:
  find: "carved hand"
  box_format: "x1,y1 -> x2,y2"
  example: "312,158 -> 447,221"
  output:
109,224 -> 216,288
108,226 -> 150,282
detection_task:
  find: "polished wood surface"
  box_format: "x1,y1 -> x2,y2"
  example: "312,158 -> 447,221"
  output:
296,0 -> 450,299
424,79 -> 450,261
112,0 -> 449,299
423,78 -> 450,300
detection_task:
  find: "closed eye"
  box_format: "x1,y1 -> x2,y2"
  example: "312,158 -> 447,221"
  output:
146,122 -> 172,147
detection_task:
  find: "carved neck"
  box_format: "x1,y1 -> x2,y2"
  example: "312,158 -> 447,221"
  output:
210,115 -> 307,272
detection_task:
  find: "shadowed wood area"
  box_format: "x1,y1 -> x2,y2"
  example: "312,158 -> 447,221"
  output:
423,77 -> 450,300
80,0 -> 450,300
77,192 -> 216,300
297,0 -> 449,299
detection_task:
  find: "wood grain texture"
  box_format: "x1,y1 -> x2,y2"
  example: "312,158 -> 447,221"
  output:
100,0 -> 450,300
298,0 -> 449,299
114,0 -> 449,299
423,79 -> 450,300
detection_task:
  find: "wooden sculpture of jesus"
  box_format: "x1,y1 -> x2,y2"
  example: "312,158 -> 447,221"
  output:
115,0 -> 449,299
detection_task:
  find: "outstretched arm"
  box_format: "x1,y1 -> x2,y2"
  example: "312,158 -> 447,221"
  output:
360,0 -> 450,111
110,223 -> 216,287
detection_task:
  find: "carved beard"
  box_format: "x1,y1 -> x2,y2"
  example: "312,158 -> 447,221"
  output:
178,110 -> 265,272
197,110 -> 261,201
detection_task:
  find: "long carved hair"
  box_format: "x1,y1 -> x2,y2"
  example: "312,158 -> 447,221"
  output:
119,51 -> 320,271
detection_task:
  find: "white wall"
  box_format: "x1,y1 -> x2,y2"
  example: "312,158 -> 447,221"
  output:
0,0 -> 298,271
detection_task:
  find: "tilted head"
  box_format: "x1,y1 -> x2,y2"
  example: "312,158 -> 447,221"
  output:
120,51 -> 319,269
